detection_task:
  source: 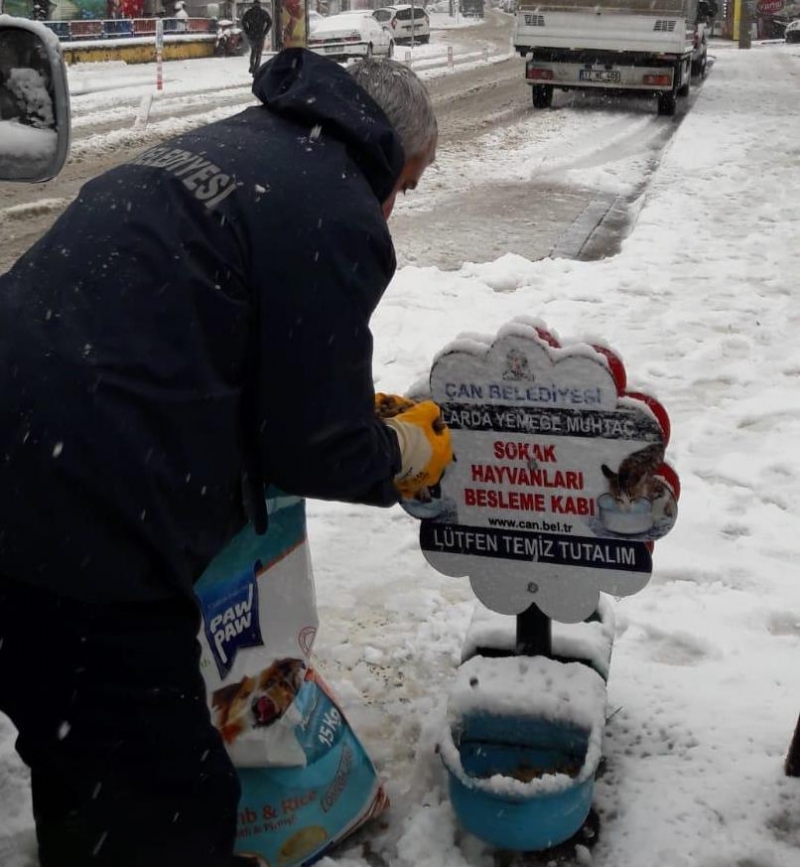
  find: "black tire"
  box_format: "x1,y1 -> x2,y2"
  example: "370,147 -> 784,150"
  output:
531,84 -> 553,109
657,91 -> 677,116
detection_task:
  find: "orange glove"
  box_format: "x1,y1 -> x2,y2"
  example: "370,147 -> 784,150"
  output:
382,400 -> 453,498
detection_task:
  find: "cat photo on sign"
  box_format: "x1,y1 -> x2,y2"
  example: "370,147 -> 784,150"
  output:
598,443 -> 678,538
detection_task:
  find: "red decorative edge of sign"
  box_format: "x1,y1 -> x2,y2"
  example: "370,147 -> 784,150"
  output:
591,344 -> 628,394
626,391 -> 671,446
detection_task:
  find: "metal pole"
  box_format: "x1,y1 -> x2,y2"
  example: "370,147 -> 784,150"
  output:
738,0 -> 752,48
411,0 -> 416,47
516,603 -> 552,657
155,18 -> 164,92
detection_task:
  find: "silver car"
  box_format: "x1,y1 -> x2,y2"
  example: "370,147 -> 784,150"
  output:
308,11 -> 395,61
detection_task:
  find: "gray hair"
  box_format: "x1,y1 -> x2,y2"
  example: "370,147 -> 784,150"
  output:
348,58 -> 438,161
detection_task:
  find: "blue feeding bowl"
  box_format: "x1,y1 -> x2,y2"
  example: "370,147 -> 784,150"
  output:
441,712 -> 596,851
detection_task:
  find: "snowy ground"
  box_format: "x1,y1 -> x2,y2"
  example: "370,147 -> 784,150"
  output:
2,36 -> 800,867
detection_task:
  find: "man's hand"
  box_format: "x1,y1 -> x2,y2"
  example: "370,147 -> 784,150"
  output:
381,400 -> 453,498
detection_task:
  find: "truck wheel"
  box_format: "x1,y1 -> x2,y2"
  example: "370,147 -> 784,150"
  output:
531,85 -> 553,109
657,92 -> 677,116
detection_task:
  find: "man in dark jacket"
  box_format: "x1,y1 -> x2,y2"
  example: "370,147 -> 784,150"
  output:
0,49 -> 448,867
241,0 -> 272,74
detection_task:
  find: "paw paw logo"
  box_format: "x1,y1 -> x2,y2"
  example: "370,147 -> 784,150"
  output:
200,561 -> 264,678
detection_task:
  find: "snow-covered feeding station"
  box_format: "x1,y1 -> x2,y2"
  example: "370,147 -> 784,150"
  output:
410,318 -> 680,851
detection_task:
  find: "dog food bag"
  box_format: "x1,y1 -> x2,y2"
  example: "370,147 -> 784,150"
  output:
234,667 -> 389,867
195,487 -> 389,867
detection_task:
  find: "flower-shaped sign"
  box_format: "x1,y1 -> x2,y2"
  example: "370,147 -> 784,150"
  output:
417,318 -> 680,623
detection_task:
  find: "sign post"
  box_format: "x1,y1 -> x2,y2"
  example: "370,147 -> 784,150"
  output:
516,602 -> 551,656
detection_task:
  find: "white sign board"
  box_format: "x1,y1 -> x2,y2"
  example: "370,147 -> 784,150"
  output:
418,319 -> 679,622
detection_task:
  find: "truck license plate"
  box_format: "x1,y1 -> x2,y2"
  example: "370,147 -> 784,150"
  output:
579,69 -> 621,83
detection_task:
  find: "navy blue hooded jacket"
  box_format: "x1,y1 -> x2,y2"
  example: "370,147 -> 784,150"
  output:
0,49 -> 405,602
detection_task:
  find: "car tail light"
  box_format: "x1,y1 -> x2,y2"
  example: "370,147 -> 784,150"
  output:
643,73 -> 672,86
526,67 -> 554,81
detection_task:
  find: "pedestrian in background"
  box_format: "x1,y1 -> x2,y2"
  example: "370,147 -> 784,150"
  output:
174,0 -> 189,30
241,0 -> 272,75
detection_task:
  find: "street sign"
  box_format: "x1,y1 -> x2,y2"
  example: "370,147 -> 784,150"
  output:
756,0 -> 783,13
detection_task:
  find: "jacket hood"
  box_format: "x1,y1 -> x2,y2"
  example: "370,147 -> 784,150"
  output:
252,48 -> 405,204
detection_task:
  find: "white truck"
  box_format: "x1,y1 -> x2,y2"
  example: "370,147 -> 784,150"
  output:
512,0 -> 708,116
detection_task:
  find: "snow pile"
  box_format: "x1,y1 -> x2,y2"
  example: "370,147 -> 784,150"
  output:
440,654 -> 606,796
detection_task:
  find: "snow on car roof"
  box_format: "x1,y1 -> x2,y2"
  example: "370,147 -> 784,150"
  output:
313,12 -> 375,30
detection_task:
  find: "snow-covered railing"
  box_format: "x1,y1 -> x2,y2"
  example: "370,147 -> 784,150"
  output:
43,17 -> 214,42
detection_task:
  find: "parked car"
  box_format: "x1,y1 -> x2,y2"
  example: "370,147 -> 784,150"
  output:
307,11 -> 395,61
372,5 -> 431,44
308,10 -> 324,31
786,19 -> 800,43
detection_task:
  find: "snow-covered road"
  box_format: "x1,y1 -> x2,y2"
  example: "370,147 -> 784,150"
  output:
1,10 -> 699,272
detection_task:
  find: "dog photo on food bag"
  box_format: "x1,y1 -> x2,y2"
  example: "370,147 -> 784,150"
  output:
212,657 -> 306,745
